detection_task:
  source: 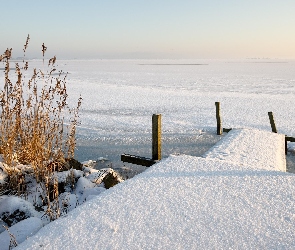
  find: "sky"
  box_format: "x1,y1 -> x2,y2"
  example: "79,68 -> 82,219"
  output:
1,0 -> 295,59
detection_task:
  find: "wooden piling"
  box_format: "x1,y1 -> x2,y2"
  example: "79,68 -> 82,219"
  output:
152,114 -> 162,160
268,112 -> 277,133
215,102 -> 222,135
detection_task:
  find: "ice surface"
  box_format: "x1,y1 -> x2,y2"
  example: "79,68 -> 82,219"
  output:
2,59 -> 294,164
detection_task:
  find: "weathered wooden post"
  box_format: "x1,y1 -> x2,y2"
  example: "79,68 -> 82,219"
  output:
268,112 -> 277,133
152,114 -> 162,160
215,102 -> 222,135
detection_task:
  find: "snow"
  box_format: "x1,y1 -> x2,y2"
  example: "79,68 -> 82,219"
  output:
0,217 -> 43,249
0,163 -> 8,185
1,59 -> 295,248
15,129 -> 295,249
204,128 -> 286,171
0,196 -> 39,233
16,157 -> 295,249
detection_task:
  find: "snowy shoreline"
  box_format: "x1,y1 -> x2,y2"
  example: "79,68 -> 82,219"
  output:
1,58 -> 295,249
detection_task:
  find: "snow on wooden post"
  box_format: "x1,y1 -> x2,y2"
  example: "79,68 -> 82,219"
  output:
215,102 -> 222,135
152,114 -> 162,161
268,112 -> 278,133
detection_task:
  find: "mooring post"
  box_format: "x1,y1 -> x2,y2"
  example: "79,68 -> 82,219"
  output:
152,114 -> 162,161
215,102 -> 222,135
268,112 -> 277,133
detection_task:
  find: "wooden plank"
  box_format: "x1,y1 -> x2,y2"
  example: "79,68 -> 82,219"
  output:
286,136 -> 295,142
152,114 -> 162,160
215,102 -> 222,135
121,154 -> 157,167
223,128 -> 232,133
268,112 -> 278,133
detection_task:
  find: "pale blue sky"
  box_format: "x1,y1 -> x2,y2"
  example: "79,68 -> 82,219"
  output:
1,0 -> 295,59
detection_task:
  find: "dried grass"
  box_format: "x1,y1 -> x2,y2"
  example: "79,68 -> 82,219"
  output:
0,35 -> 82,220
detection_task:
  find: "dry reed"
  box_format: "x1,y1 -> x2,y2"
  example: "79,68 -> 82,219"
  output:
0,35 -> 82,220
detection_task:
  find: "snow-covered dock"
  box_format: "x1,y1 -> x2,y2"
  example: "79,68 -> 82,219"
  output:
16,129 -> 295,249
204,128 -> 286,172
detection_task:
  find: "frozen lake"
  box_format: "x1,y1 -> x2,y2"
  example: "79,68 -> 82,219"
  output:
1,59 -> 295,169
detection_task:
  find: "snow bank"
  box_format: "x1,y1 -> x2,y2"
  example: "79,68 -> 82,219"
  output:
204,128 -> 286,171
16,150 -> 295,249
0,217 -> 43,249
0,196 -> 39,233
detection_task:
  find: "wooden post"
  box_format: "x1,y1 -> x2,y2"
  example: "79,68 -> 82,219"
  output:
152,114 -> 161,160
268,112 -> 277,133
215,102 -> 222,135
